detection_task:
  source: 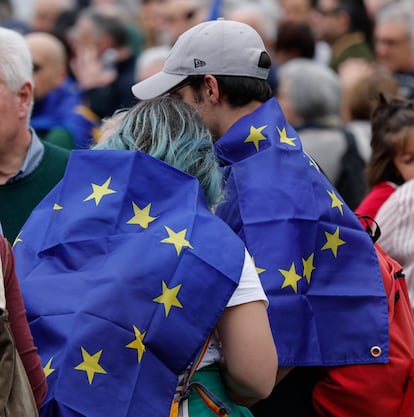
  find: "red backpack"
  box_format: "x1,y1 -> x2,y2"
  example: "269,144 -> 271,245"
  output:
312,242 -> 414,417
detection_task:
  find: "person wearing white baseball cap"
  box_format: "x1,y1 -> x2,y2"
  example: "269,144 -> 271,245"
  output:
132,18 -> 270,102
133,18 -> 392,417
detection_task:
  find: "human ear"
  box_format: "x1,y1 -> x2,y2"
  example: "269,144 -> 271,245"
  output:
17,82 -> 33,119
203,74 -> 220,104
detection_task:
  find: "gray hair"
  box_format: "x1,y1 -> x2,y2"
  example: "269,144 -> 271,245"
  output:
0,27 -> 33,92
278,58 -> 342,122
376,0 -> 414,53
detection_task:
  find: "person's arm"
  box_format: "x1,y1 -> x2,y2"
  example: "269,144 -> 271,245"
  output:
217,299 -> 277,406
2,237 -> 47,409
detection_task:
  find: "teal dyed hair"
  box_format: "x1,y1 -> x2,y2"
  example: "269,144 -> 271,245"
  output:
94,96 -> 223,207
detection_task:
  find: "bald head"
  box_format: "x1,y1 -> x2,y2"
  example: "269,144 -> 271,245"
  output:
25,32 -> 67,100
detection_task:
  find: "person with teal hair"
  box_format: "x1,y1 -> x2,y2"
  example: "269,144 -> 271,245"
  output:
15,96 -> 277,417
94,97 -> 223,208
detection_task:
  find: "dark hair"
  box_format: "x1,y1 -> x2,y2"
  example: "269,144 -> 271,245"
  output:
274,21 -> 316,60
82,8 -> 129,48
366,93 -> 414,187
337,0 -> 374,46
185,74 -> 273,107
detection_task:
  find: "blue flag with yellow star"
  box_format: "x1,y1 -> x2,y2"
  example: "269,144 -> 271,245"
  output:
14,150 -> 245,417
214,98 -> 389,367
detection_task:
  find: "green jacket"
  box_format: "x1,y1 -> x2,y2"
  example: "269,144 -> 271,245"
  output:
0,142 -> 69,244
330,32 -> 375,72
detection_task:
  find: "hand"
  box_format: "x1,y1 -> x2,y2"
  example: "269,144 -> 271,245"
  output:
70,46 -> 117,90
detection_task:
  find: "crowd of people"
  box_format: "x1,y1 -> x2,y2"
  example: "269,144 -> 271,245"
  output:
1,0 -> 414,417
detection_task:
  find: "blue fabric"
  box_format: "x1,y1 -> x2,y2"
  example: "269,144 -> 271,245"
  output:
31,77 -> 98,149
208,0 -> 222,20
14,150 -> 245,417
214,98 -> 389,367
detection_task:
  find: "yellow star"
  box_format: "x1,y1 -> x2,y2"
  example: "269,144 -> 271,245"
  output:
127,202 -> 157,229
244,125 -> 268,151
161,226 -> 193,256
83,177 -> 116,206
327,190 -> 344,215
126,325 -> 146,362
12,232 -> 23,247
252,257 -> 266,275
74,347 -> 107,385
43,357 -> 55,377
153,280 -> 183,317
53,203 -> 63,210
279,262 -> 302,293
321,227 -> 346,258
277,127 -> 296,146
302,254 -> 316,284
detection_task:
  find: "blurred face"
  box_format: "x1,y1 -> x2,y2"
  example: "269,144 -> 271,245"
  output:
393,127 -> 414,182
26,37 -> 65,101
70,15 -> 105,57
157,1 -> 205,45
31,0 -> 63,32
374,20 -> 412,73
313,0 -> 343,43
280,0 -> 311,24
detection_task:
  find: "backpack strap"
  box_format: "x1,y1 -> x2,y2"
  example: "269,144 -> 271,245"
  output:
169,334 -> 232,417
357,215 -> 381,243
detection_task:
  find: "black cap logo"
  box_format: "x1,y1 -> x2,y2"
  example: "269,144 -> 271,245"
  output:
194,59 -> 206,68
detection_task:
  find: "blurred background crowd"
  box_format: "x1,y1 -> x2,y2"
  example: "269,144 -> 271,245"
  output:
1,0 -> 412,151
1,0 -> 414,230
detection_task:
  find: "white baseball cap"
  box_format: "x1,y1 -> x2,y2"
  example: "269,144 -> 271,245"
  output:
131,19 -> 270,100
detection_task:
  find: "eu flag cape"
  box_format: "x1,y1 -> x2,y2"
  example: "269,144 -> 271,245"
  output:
14,150 -> 245,417
214,98 -> 389,367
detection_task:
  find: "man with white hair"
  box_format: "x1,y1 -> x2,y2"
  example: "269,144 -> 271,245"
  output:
0,27 -> 69,243
374,1 -> 414,99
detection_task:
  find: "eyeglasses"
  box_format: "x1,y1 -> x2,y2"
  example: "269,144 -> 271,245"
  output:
167,78 -> 193,96
32,63 -> 43,73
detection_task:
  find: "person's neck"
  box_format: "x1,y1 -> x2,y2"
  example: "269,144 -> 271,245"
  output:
0,128 -> 32,185
221,100 -> 264,136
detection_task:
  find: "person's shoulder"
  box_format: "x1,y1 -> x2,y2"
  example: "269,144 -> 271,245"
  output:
382,179 -> 414,207
43,141 -> 71,161
375,181 -> 398,194
355,181 -> 397,218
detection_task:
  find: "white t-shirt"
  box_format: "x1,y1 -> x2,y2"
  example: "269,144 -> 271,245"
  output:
198,249 -> 268,369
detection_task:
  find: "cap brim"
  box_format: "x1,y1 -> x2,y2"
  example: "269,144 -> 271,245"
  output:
131,71 -> 187,100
